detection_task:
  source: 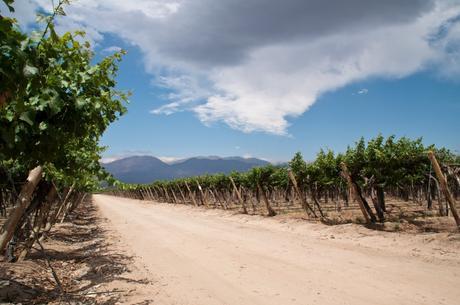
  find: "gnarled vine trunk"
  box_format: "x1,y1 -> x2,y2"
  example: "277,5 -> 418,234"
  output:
0,166 -> 43,253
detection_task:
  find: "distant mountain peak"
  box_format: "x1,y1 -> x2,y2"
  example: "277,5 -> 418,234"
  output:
102,155 -> 270,184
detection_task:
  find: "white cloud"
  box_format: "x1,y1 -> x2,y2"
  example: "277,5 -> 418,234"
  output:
101,150 -> 156,163
101,150 -> 185,164
101,46 -> 122,53
151,74 -> 212,115
11,0 -> 460,135
357,89 -> 369,95
100,156 -> 122,163
157,156 -> 186,164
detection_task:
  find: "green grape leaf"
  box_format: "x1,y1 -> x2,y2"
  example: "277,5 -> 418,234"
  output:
2,0 -> 15,12
39,122 -> 48,130
23,64 -> 38,77
19,111 -> 35,125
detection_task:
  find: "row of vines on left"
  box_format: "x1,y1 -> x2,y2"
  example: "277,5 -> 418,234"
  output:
0,0 -> 127,261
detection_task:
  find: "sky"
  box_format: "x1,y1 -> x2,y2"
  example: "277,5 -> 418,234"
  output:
5,0 -> 460,163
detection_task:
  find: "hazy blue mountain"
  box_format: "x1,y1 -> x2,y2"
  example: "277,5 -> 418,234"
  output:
102,155 -> 270,184
102,156 -> 173,183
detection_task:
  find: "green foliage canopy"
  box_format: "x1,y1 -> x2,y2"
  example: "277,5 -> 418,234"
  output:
0,0 -> 128,191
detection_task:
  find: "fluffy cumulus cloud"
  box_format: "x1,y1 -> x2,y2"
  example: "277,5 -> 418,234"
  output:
9,0 -> 460,135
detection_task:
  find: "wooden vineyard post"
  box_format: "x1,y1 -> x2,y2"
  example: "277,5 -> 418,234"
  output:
142,188 -> 149,200
162,187 -> 171,202
142,187 -> 151,200
0,166 -> 43,252
185,181 -> 198,206
213,188 -> 227,209
310,192 -> 325,219
61,192 -> 86,222
138,188 -> 145,200
40,187 -> 69,242
169,187 -> 179,204
178,186 -> 188,204
258,183 -> 276,216
59,184 -> 77,223
169,187 -> 177,204
195,180 -> 208,207
69,193 -> 87,215
147,187 -> 155,201
340,162 -> 372,224
223,190 -> 231,208
144,187 -> 151,200
142,187 -> 150,200
428,151 -> 460,228
17,184 -> 58,261
208,189 -> 219,208
39,185 -> 57,228
288,170 -> 317,217
246,189 -> 257,213
152,186 -> 160,200
229,177 -> 248,214
55,183 -> 75,223
140,188 -> 146,200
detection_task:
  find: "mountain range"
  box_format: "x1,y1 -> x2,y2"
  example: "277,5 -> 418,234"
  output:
102,156 -> 270,184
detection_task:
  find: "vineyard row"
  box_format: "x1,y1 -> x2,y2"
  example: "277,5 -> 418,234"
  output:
106,136 -> 460,228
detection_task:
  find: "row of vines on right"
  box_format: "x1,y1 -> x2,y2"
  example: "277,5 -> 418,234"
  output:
107,135 -> 460,229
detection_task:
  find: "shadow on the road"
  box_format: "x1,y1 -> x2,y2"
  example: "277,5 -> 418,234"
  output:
1,200 -> 153,305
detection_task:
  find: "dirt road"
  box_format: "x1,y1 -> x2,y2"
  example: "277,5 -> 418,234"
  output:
94,194 -> 460,305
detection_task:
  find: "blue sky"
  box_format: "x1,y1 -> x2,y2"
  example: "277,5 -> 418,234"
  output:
99,34 -> 460,162
8,0 -> 460,162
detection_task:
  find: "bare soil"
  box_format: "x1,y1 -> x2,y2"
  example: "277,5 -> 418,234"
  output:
95,195 -> 460,305
1,194 -> 459,304
0,201 -> 153,304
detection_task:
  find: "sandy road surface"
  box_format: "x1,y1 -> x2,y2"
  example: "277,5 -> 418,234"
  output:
93,194 -> 460,305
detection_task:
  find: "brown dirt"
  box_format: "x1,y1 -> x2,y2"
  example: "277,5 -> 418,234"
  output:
0,200 -> 154,304
2,194 -> 460,304
94,194 -> 460,305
